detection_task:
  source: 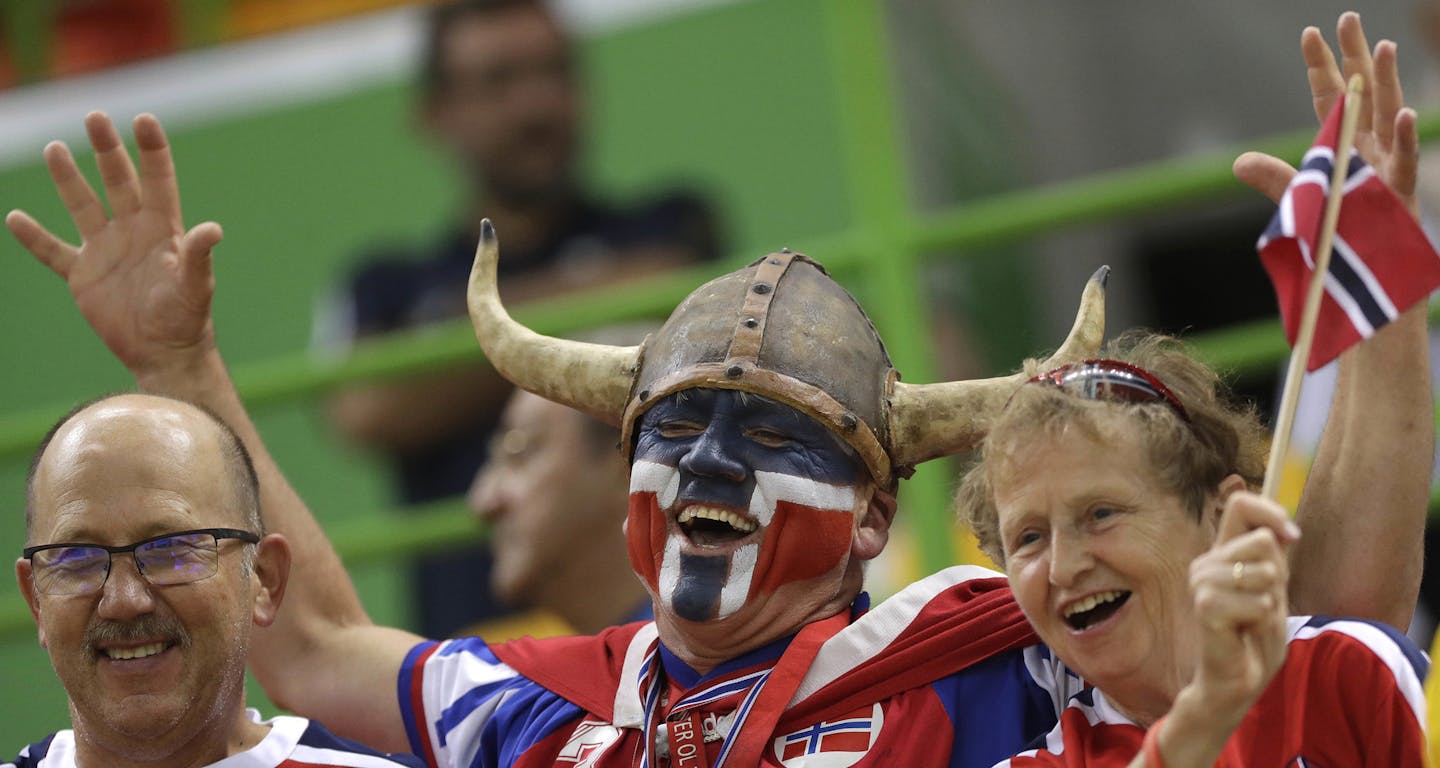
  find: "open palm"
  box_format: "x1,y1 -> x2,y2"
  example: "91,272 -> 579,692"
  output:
6,112 -> 222,380
1234,13 -> 1419,210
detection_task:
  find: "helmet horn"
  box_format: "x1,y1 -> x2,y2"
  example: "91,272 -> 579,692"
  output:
887,265 -> 1108,467
466,219 -> 640,426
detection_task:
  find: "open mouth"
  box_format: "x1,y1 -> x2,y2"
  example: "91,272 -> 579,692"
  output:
99,641 -> 172,661
677,505 -> 758,548
1062,590 -> 1131,631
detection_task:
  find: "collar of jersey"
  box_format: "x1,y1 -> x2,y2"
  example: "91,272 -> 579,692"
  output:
658,630 -> 795,692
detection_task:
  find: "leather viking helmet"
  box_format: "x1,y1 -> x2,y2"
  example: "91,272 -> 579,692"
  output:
467,220 -> 1107,487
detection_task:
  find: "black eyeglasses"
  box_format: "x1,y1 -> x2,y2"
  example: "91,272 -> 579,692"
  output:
1024,359 -> 1191,422
23,528 -> 260,597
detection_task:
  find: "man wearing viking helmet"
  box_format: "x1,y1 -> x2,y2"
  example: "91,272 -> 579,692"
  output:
6,100 -> 1430,766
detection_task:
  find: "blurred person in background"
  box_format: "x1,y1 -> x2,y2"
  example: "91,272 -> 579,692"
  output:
314,0 -> 719,638
467,389 -> 651,636
464,325 -> 657,637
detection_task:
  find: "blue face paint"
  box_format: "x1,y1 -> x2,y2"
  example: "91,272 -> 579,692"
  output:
634,389 -> 861,485
671,553 -> 728,622
627,389 -> 865,622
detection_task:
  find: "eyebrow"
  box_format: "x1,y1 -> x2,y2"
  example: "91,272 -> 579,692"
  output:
44,516 -> 199,547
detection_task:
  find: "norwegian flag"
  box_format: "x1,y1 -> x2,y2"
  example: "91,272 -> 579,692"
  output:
774,704 -> 883,766
1257,92 -> 1440,371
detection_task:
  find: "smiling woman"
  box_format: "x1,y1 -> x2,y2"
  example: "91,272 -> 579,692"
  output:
955,331 -> 1429,767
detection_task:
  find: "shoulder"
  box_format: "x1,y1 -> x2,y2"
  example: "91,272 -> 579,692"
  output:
983,688 -> 1143,768
1282,616 -> 1427,714
340,231 -> 471,299
1285,615 -> 1428,685
288,718 -> 428,767
403,637 -> 542,718
2,732 -> 66,768
797,566 -> 1023,693
578,191 -> 721,261
780,568 -> 1050,735
345,230 -> 470,277
402,637 -> 604,768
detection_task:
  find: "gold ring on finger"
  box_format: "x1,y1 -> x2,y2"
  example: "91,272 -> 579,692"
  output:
1232,560 -> 1246,587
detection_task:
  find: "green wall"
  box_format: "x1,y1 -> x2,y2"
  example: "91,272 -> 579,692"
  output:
0,0 -> 857,747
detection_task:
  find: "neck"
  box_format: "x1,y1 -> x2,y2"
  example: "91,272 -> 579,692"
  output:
71,699 -> 269,768
1098,655 -> 1194,729
653,574 -> 860,677
1106,688 -> 1177,729
536,512 -> 649,634
465,193 -> 574,252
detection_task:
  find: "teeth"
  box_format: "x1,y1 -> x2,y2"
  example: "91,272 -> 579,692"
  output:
677,506 -> 758,534
104,642 -> 166,660
1063,591 -> 1125,618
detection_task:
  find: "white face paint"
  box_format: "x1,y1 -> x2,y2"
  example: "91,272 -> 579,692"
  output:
629,460 -> 859,622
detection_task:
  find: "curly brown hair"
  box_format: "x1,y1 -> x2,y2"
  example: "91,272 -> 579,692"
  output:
955,331 -> 1269,566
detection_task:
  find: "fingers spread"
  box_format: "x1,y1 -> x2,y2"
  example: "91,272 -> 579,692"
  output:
1372,41 -> 1402,152
134,113 -> 182,227
1388,107 -> 1420,206
179,221 -> 223,296
182,221 -> 223,258
1233,152 -> 1297,203
6,209 -> 78,277
1336,12 -> 1374,134
43,141 -> 108,237
85,111 -> 142,218
1302,26 -> 1344,124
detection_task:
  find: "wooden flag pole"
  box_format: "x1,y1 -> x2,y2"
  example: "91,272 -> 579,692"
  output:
1261,73 -> 1366,501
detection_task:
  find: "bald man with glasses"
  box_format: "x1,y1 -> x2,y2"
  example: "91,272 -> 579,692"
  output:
9,393 -> 422,768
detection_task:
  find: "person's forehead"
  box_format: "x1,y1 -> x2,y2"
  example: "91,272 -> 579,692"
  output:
993,421 -> 1156,514
442,6 -> 568,68
646,388 -> 860,455
647,388 -> 808,421
33,400 -> 233,539
502,391 -> 588,441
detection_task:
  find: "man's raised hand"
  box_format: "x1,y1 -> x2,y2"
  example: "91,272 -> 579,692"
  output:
6,112 -> 223,384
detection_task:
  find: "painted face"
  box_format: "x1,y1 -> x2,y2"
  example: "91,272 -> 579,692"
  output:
629,389 -> 864,622
992,421 -> 1215,701
17,400 -> 267,752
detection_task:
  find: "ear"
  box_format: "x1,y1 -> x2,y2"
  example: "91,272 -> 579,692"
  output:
249,534 -> 291,628
852,486 -> 897,561
1216,473 -> 1247,501
15,558 -> 45,649
1207,474 -> 1249,531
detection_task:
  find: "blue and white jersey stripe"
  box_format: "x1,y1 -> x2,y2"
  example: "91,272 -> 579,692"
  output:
400,637 -> 586,768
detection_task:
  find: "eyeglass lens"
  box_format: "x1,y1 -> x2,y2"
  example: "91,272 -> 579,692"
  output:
32,532 -> 220,596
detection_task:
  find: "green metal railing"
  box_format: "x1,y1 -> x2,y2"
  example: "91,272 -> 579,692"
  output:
1,0 -> 1437,639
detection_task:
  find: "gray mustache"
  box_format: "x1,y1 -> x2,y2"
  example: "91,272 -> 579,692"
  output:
84,615 -> 191,655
